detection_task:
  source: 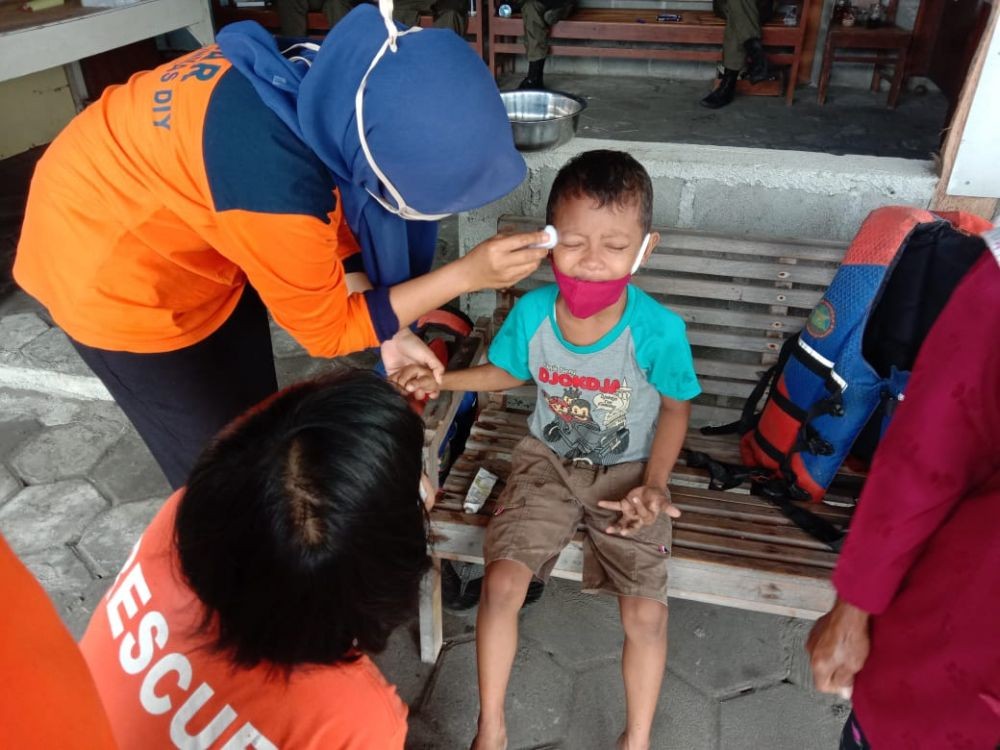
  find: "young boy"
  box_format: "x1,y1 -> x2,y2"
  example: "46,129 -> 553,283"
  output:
394,150 -> 701,750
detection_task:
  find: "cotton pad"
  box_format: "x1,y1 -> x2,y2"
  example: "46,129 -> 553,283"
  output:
531,224 -> 558,250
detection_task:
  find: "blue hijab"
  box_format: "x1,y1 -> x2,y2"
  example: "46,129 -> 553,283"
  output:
217,8 -> 526,287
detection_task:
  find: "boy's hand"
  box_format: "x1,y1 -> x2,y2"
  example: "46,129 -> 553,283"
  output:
598,485 -> 681,536
461,231 -> 550,291
390,364 -> 441,400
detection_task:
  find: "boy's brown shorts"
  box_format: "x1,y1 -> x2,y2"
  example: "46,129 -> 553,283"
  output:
484,436 -> 671,605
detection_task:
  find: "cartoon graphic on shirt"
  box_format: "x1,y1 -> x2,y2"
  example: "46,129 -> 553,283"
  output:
541,379 -> 633,461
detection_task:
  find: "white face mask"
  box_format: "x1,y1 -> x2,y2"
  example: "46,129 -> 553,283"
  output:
354,11 -> 451,222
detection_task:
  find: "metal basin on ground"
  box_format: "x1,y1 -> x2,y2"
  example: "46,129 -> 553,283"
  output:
500,90 -> 587,152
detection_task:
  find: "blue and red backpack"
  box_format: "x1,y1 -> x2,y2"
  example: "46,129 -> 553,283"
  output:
692,206 -> 991,548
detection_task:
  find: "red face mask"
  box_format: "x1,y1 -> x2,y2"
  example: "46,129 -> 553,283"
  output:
552,234 -> 650,319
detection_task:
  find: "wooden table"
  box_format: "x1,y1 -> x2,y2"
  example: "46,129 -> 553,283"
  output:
0,0 -> 213,84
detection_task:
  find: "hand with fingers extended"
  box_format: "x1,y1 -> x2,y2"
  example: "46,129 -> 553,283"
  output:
460,231 -> 551,291
597,485 -> 681,537
806,598 -> 871,700
390,363 -> 442,401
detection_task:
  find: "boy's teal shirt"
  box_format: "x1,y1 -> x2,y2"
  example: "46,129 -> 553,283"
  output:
488,284 -> 701,464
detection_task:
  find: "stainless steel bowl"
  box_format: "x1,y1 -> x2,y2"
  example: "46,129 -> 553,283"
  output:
500,90 -> 587,152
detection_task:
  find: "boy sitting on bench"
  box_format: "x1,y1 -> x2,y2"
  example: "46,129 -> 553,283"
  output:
393,149 -> 700,750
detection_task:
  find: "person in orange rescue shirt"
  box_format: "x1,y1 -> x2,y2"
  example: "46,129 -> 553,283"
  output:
14,7 -> 546,488
0,533 -> 117,750
81,370 -> 435,749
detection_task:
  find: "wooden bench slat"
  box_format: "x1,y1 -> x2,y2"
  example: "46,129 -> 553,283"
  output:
644,255 -> 838,287
496,217 -> 848,263
688,328 -> 791,355
486,0 -> 814,106
523,267 -> 826,309
668,303 -> 808,333
692,357 -> 769,382
675,529 -> 837,569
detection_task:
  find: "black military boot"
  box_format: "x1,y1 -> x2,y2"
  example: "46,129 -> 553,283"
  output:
518,58 -> 545,89
744,38 -> 770,83
701,68 -> 739,108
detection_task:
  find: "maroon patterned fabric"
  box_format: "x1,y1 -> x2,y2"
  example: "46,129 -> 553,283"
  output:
832,253 -> 1000,749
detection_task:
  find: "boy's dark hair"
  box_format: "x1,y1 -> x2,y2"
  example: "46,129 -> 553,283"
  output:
175,370 -> 429,671
546,149 -> 654,233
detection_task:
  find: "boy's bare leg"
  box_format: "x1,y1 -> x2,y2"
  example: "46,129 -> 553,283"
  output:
472,560 -> 535,750
616,596 -> 669,750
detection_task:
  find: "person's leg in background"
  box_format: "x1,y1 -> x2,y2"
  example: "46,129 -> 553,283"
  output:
702,0 -> 773,108
392,0 -> 425,27
324,0 -> 367,28
70,285 -> 278,489
276,0 -> 312,36
519,0 -> 575,89
432,0 -> 468,36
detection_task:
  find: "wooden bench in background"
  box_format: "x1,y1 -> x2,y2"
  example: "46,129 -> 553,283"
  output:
486,0 -> 813,104
417,215 -> 860,663
209,0 -> 485,58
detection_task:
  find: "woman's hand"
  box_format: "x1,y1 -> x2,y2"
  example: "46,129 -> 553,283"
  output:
806,598 -> 871,699
598,485 -> 681,536
461,231 -> 551,291
380,329 -> 443,392
390,364 -> 441,401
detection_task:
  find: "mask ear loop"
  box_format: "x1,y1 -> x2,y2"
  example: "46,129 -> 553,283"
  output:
378,0 -> 400,50
356,22 -> 442,219
630,234 -> 652,275
282,41 -> 321,66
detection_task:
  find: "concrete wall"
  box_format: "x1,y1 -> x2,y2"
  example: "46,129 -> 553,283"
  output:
457,136 -> 937,317
0,68 -> 76,160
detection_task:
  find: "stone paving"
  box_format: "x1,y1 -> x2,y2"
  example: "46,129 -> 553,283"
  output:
500,74 -> 948,161
0,307 -> 849,749
0,211 -> 848,750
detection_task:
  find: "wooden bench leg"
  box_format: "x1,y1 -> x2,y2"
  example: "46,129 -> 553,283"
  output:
419,557 -> 444,664
785,54 -> 801,105
817,37 -> 834,105
887,46 -> 907,109
870,53 -> 881,91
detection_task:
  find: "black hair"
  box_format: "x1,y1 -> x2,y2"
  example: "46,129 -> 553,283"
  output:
545,149 -> 654,233
175,369 -> 430,671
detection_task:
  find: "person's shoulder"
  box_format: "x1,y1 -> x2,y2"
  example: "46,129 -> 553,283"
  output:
203,69 -> 335,220
629,286 -> 687,335
509,284 -> 557,324
297,656 -> 408,745
515,284 -> 558,306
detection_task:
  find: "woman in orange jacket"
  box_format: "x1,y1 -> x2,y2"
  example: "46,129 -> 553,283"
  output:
15,7 -> 545,487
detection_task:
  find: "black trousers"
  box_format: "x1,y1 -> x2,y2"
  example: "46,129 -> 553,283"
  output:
71,286 -> 278,490
839,712 -> 871,750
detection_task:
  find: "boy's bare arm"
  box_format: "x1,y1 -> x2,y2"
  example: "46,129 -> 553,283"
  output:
599,396 -> 691,535
643,397 -> 691,490
392,362 -> 527,399
440,364 -> 527,392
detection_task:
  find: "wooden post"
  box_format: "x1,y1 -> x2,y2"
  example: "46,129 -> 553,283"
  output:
931,2 -> 1000,220
418,557 -> 443,664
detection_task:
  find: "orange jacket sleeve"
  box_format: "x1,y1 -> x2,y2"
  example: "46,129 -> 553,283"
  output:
0,534 -> 118,749
212,208 -> 398,358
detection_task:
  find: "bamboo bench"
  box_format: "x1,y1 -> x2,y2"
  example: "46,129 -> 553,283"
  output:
485,0 -> 813,104
210,1 -> 485,58
416,216 -> 861,663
